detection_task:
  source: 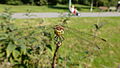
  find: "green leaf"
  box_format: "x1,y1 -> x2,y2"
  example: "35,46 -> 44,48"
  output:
20,45 -> 27,55
0,52 -> 5,58
79,64 -> 83,68
46,44 -> 52,51
0,45 -> 5,50
10,57 -> 19,64
0,37 -> 6,41
8,24 -> 16,31
10,57 -> 14,64
6,42 -> 16,57
12,50 -> 21,59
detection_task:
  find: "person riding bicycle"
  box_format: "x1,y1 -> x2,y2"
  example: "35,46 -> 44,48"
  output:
69,5 -> 79,16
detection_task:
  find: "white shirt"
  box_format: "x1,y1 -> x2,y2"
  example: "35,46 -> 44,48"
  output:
69,7 -> 75,13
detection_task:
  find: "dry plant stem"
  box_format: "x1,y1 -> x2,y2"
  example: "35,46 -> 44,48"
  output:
52,43 -> 61,68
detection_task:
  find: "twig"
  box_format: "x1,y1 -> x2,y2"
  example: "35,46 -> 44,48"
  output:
52,43 -> 61,68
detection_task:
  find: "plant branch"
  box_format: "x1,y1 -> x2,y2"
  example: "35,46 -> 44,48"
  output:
52,43 -> 61,68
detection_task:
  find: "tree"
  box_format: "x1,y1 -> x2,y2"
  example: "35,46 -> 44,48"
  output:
69,0 -> 71,7
0,0 -> 7,4
21,0 -> 31,4
58,0 -> 68,4
72,0 -> 78,4
34,0 -> 48,6
48,0 -> 58,5
6,0 -> 23,5
90,0 -> 93,12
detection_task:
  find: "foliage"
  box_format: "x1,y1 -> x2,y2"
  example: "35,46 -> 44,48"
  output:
0,0 -> 7,4
0,7 -> 120,68
21,0 -> 32,5
34,0 -> 48,6
0,8 -> 52,68
0,0 -> 119,6
58,0 -> 68,4
47,0 -> 58,5
6,0 -> 23,5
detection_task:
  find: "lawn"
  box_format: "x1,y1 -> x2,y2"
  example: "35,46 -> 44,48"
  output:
0,4 -> 100,13
13,17 -> 120,68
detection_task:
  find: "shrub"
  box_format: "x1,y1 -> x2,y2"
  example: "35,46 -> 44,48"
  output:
0,8 -> 52,68
6,0 -> 23,5
34,0 -> 48,6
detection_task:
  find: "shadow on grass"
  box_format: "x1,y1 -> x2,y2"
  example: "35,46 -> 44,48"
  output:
47,5 -> 68,11
47,5 -> 92,12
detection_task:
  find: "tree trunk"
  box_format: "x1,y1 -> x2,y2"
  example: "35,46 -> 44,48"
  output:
90,0 -> 93,12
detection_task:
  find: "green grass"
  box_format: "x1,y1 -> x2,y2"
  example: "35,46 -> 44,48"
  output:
0,4 -> 100,13
13,17 -> 120,68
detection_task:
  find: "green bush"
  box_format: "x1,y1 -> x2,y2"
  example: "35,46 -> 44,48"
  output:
6,0 -> 23,5
37,0 -> 48,6
58,0 -> 68,4
48,0 -> 58,5
0,8 -> 52,68
0,0 -> 7,4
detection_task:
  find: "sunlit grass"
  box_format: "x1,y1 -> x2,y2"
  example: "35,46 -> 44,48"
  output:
13,17 -> 120,68
0,4 -> 100,13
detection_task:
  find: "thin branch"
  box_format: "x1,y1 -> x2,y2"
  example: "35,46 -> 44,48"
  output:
52,43 -> 61,68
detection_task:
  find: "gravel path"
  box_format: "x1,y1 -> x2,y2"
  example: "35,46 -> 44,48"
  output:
11,12 -> 120,19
